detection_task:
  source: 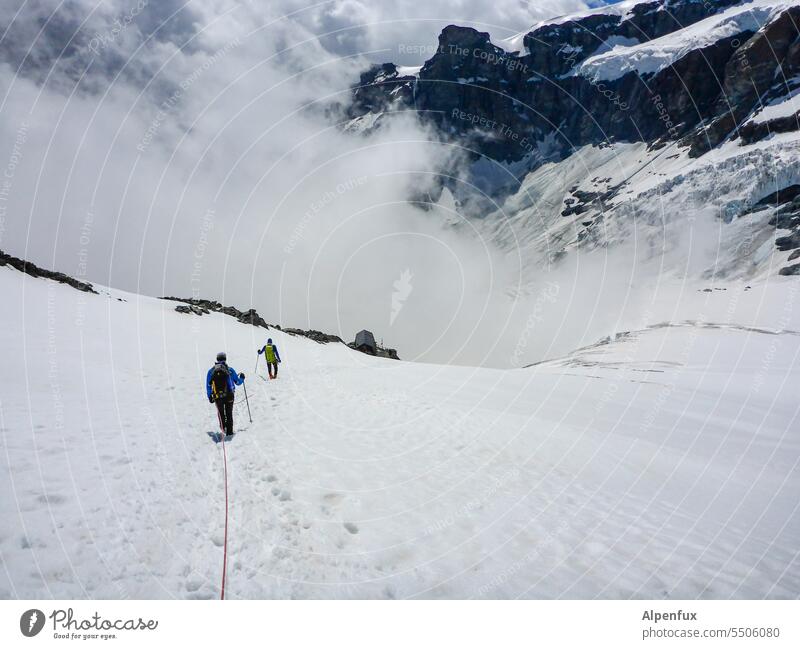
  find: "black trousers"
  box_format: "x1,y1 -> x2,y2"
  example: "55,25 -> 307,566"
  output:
267,361 -> 278,378
215,395 -> 234,435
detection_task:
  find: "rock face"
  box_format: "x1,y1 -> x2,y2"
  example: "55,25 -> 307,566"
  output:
739,183 -> 800,274
347,340 -> 400,360
0,248 -> 97,293
347,329 -> 400,360
282,328 -> 344,344
163,297 -> 274,329
689,5 -> 800,155
163,297 -> 400,352
345,1 -> 800,168
343,0 -> 800,274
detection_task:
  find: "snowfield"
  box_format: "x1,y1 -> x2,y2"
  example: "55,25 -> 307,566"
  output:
749,87 -> 800,124
485,132 -> 800,291
1,265 -> 799,599
576,0 -> 793,82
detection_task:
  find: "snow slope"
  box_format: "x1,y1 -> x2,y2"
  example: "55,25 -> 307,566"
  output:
1,265 -> 798,599
487,132 -> 800,284
749,87 -> 800,124
576,0 -> 792,81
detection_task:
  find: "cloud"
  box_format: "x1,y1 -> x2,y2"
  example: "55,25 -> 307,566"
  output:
0,0 -> 609,366
281,0 -> 600,63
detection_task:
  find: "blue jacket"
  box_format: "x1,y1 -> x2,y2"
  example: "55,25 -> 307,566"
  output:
206,364 -> 244,400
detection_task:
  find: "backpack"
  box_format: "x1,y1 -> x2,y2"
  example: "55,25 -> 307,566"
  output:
210,362 -> 230,400
265,344 -> 276,362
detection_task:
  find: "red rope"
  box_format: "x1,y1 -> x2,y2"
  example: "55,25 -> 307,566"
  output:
220,433 -> 230,600
215,404 -> 230,600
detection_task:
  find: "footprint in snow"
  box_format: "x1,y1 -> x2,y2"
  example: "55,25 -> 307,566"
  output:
343,522 -> 359,535
271,487 -> 291,501
186,591 -> 214,600
185,577 -> 204,592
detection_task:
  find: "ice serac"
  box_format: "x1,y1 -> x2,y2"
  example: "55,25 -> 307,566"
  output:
346,0 -> 800,165
343,0 -> 800,278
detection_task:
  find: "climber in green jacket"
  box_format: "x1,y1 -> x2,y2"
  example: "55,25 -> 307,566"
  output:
258,338 -> 282,379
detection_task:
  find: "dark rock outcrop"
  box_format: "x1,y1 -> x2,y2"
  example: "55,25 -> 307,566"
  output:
345,1 -> 800,182
347,340 -> 400,360
0,248 -> 97,293
776,231 -> 800,252
175,304 -> 208,316
163,296 -> 395,351
348,63 -> 416,120
689,6 -> 800,155
162,297 -> 274,329
283,328 -> 344,344
738,183 -> 800,274
523,0 -> 743,78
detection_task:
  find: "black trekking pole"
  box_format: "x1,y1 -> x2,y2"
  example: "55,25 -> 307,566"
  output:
254,351 -> 260,376
242,380 -> 253,424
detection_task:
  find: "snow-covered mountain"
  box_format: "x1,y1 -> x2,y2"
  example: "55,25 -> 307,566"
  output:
343,0 -> 800,279
2,247 -> 798,599
2,1 -> 799,602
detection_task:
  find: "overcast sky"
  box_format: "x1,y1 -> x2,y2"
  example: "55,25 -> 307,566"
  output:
0,0 -> 615,364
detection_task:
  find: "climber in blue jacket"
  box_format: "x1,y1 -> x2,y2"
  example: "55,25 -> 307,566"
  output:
206,351 -> 244,436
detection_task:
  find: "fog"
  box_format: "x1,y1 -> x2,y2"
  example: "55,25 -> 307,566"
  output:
0,0 -> 622,367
